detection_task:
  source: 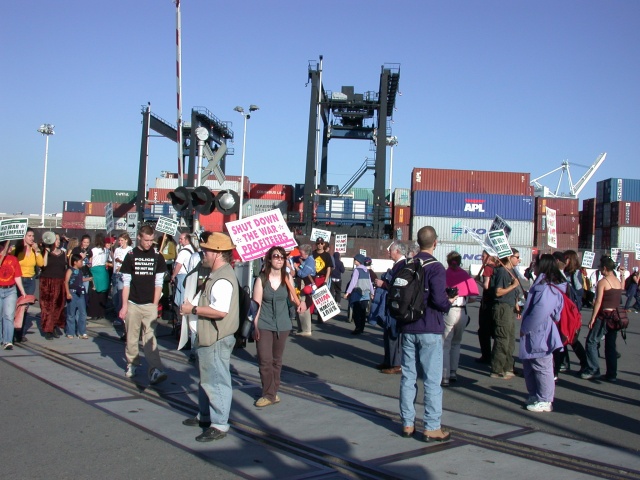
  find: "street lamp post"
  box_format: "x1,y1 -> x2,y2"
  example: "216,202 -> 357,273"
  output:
38,124 -> 55,227
386,135 -> 398,195
233,105 -> 259,220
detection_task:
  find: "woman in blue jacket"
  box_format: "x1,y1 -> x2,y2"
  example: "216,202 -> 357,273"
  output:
519,254 -> 564,413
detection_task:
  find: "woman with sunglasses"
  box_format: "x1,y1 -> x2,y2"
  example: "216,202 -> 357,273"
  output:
252,246 -> 305,407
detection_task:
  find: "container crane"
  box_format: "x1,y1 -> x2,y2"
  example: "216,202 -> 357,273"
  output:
530,152 -> 606,198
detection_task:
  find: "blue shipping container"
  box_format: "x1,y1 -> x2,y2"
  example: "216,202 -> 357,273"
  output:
63,201 -> 86,213
412,191 -> 534,221
598,178 -> 640,203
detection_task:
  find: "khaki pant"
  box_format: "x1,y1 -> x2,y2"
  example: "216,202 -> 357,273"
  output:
491,303 -> 515,375
125,302 -> 163,375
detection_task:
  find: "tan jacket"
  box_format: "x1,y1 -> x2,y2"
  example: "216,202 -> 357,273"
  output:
196,263 -> 239,347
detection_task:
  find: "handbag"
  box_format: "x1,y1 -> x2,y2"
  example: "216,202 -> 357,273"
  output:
602,308 -> 629,332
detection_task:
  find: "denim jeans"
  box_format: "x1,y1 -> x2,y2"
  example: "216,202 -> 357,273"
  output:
584,316 -> 618,377
1,287 -> 17,344
173,273 -> 186,307
66,293 -> 87,336
17,277 -> 36,339
197,334 -> 236,432
400,333 -> 444,431
112,274 -> 124,315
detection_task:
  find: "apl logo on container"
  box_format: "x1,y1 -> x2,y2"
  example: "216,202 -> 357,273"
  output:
464,198 -> 486,212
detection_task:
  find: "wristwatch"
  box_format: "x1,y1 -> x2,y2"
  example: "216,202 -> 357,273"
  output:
191,306 -> 198,315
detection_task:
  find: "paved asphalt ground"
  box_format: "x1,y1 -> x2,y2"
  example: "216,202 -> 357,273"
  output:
1,280 -> 638,479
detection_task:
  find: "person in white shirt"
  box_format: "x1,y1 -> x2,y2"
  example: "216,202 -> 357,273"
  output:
112,233 -> 133,325
172,232 -> 195,311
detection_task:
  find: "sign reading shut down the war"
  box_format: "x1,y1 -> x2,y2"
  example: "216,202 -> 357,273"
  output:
226,209 -> 297,262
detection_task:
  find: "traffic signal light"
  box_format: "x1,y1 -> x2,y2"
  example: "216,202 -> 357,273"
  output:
215,189 -> 240,215
191,186 -> 215,215
167,186 -> 193,212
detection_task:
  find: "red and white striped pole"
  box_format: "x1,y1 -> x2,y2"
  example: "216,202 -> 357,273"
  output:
175,0 -> 184,187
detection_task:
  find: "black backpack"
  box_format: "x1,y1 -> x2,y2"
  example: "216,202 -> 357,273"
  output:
387,257 -> 437,325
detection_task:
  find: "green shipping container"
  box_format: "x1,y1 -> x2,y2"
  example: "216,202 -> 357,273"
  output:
90,189 -> 137,203
345,188 -> 390,203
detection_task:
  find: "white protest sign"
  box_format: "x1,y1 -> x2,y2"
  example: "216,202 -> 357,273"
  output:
610,248 -> 621,263
465,226 -> 497,256
359,249 -> 367,256
635,243 -> 640,259
311,285 -> 340,322
0,218 -> 29,241
546,207 -> 557,248
334,234 -> 347,254
226,209 -> 297,262
105,202 -> 115,233
581,251 -> 595,269
310,228 -> 331,243
155,216 -> 179,236
490,215 -> 512,238
488,229 -> 513,259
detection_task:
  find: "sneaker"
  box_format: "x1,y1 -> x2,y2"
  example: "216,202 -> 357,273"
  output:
79,334 -> 89,339
526,401 -> 552,413
503,371 -> 515,379
195,427 -> 227,442
580,371 -> 600,380
182,417 -> 211,428
296,331 -> 312,337
489,372 -> 503,378
125,364 -> 137,378
441,378 -> 450,387
149,368 -> 168,385
3,343 -> 13,350
526,396 -> 537,406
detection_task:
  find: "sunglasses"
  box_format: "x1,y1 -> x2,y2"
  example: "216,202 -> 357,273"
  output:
271,254 -> 285,260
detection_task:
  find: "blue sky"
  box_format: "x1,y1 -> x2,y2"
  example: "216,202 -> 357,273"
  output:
2,1 -> 639,214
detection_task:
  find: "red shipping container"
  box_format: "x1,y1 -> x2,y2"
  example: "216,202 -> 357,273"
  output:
610,201 -> 640,227
148,188 -> 173,204
536,214 -> 578,234
535,197 -> 579,216
62,211 -> 86,229
199,211 -> 238,233
393,225 -> 410,241
393,206 -> 410,226
85,202 -> 107,216
533,232 -> 578,251
249,183 -> 293,203
411,168 -> 531,196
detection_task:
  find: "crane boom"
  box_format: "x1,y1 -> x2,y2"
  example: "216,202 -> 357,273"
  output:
530,152 -> 606,198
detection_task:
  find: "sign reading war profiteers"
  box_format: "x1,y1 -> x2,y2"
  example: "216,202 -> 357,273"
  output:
226,209 -> 297,261
0,218 -> 29,241
155,216 -> 179,237
311,285 -> 340,322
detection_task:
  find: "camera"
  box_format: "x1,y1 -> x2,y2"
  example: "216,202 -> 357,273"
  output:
445,287 -> 458,299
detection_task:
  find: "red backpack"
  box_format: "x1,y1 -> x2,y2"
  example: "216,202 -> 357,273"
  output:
549,284 -> 582,346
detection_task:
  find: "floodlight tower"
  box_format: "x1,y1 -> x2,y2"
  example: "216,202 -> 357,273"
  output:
37,124 -> 55,226
233,105 -> 259,220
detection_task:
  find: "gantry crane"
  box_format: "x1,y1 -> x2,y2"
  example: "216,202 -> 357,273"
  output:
530,152 -> 606,198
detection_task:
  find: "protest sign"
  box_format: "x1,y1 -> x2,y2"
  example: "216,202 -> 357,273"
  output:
226,209 -> 297,262
0,218 -> 28,241
581,251 -> 595,269
488,229 -> 513,259
359,249 -> 367,256
311,285 -> 340,322
635,243 -> 640,259
490,215 -> 512,238
464,226 -> 497,256
546,207 -> 557,248
310,228 -> 331,243
105,202 -> 115,233
610,248 -> 621,263
155,216 -> 179,236
334,234 -> 347,254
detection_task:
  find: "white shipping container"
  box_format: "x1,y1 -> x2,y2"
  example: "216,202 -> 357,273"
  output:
85,215 -> 106,229
411,216 -> 534,246
242,199 -> 287,218
154,177 -> 241,193
154,177 -> 180,189
611,227 -> 640,250
393,188 -> 411,207
432,242 -> 533,269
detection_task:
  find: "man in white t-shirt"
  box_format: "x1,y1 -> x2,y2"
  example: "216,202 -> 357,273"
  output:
172,232 -> 195,309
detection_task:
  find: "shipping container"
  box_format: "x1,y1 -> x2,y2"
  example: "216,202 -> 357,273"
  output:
345,188 -> 390,204
293,183 -> 340,202
393,206 -> 411,226
242,199 -> 288,218
535,214 -> 578,234
432,243 -> 532,268
249,183 -> 293,203
534,197 -> 579,216
148,188 -> 173,204
393,225 -> 410,241
597,178 -> 640,203
199,211 -> 238,233
393,188 -> 411,207
85,215 -> 106,230
609,201 -> 640,227
582,198 -> 596,215
63,201 -> 87,213
411,216 -> 534,245
411,168 -> 531,196
144,204 -> 178,218
154,175 -> 250,197
578,234 -> 594,251
61,211 -> 86,229
412,191 -> 534,221
611,227 -> 640,251
90,189 -> 137,203
534,232 -> 578,250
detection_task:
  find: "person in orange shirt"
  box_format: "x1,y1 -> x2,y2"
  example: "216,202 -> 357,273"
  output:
0,241 -> 27,349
